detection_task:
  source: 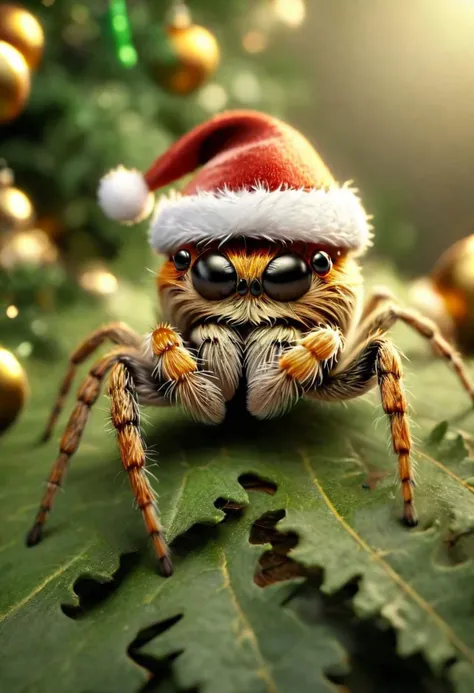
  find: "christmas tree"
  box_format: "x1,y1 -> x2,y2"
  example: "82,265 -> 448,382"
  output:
0,0 -> 307,354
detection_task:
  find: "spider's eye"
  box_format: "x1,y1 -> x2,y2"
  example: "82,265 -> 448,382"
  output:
311,251 -> 333,277
172,249 -> 191,271
191,252 -> 237,300
262,253 -> 311,302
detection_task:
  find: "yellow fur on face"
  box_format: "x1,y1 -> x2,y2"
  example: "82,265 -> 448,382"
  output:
157,241 -> 363,338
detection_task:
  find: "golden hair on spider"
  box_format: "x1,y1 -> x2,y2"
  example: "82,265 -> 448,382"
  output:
26,110 -> 474,578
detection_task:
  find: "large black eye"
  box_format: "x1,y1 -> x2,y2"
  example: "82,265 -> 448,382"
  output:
262,253 -> 311,302
191,251 -> 237,300
173,249 -> 191,271
311,251 -> 333,276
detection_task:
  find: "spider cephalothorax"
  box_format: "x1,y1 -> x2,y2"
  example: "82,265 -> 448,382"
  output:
26,110 -> 474,577
158,240 -> 362,336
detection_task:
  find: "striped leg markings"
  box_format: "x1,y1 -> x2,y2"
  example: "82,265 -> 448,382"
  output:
41,323 -> 141,442
109,361 -> 172,577
26,350 -> 128,546
376,341 -> 417,527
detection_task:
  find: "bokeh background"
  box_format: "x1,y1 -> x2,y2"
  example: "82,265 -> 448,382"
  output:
1,0 -> 474,367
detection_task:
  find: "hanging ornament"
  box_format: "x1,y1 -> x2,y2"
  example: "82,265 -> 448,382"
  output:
409,235 -> 474,352
0,166 -> 35,235
0,346 -> 28,434
150,1 -> 220,95
0,39 -> 30,123
0,4 -> 44,70
0,228 -> 59,269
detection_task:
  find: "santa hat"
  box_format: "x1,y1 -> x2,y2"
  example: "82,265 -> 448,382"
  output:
98,110 -> 372,255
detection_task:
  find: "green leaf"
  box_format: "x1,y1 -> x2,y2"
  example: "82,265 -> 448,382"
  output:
1,270 -> 474,691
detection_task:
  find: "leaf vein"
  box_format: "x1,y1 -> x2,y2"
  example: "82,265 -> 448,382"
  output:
219,551 -> 277,693
301,451 -> 474,664
0,543 -> 93,624
418,450 -> 474,495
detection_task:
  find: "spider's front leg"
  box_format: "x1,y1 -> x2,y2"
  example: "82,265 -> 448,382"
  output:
247,324 -> 342,419
149,323 -> 226,424
312,338 -> 417,526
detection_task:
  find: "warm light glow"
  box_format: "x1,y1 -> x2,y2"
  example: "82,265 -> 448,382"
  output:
242,30 -> 268,54
273,0 -> 306,28
232,72 -> 262,104
0,229 -> 58,269
8,188 -> 33,221
0,347 -> 23,378
197,83 -> 228,112
79,267 -> 118,295
6,305 -> 19,319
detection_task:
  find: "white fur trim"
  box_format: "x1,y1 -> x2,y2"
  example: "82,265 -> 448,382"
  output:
98,166 -> 153,223
149,184 -> 373,254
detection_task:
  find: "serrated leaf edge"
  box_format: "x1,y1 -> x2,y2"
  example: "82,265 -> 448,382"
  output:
300,451 -> 474,665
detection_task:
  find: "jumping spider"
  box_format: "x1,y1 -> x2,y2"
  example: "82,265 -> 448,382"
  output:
26,111 -> 474,576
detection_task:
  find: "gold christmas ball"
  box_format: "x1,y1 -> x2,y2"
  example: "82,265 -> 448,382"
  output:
0,39 -> 30,123
0,168 -> 35,234
0,228 -> 59,269
0,5 -> 44,70
409,277 -> 455,345
152,20 -> 220,96
431,235 -> 474,351
0,347 -> 28,434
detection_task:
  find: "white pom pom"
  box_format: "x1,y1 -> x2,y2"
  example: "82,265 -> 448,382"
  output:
97,166 -> 153,223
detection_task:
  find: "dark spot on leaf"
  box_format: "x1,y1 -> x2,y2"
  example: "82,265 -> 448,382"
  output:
61,552 -> 139,619
238,472 -> 277,495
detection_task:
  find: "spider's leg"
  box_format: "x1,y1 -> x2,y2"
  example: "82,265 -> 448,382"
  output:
348,295 -> 474,403
41,323 -> 141,442
109,361 -> 172,577
311,337 -> 417,527
150,323 -> 225,424
246,324 -> 342,419
190,323 -> 243,401
26,347 -> 142,546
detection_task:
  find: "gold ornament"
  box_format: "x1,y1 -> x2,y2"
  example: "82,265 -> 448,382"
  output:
0,347 -> 28,434
410,235 -> 474,352
0,228 -> 59,269
0,39 -> 30,123
151,3 -> 220,95
0,4 -> 44,70
0,167 -> 35,234
78,264 -> 119,296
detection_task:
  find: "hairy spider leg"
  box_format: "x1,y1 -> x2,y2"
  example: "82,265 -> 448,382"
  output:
26,347 -> 140,547
41,323 -> 141,442
109,361 -> 172,577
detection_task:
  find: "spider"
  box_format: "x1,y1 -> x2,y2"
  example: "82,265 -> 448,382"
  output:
26,110 -> 474,577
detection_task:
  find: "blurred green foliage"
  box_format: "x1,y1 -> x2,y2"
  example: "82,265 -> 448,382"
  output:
1,0 -> 305,265
0,0 -> 306,354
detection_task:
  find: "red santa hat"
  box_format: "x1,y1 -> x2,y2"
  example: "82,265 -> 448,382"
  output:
98,110 -> 372,255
